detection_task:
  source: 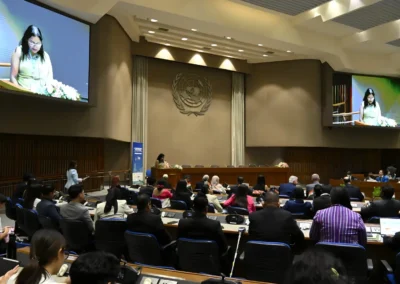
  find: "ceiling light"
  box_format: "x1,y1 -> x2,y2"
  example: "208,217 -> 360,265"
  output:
227,55 -> 233,58
150,19 -> 158,22
211,44 -> 218,47
287,50 -> 292,53
238,49 -> 244,52
191,28 -> 197,32
225,36 -> 232,40
165,43 -> 170,46
258,44 -> 263,46
148,30 -> 155,34
263,54 -> 268,57
182,37 -> 188,41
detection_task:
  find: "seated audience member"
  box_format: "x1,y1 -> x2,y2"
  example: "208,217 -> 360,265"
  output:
306,173 -> 321,196
310,187 -> 366,246
284,248 -> 348,284
60,185 -> 94,233
252,175 -> 269,192
36,185 -> 62,227
210,175 -> 226,194
9,229 -> 66,284
346,170 -> 357,181
0,194 -> 12,244
69,251 -> 120,284
12,173 -> 34,204
229,176 -> 245,196
343,177 -> 364,201
184,175 -> 192,191
126,194 -> 172,246
195,175 -> 210,190
172,180 -> 193,209
249,192 -> 304,246
178,195 -> 228,255
152,180 -> 173,208
364,172 -> 377,182
361,186 -> 400,219
387,166 -> 397,180
162,174 -> 173,190
200,184 -> 224,213
312,184 -> 331,214
94,187 -> 133,223
0,266 -> 19,284
376,169 -> 389,183
23,183 -> 43,209
283,186 -> 312,217
139,176 -> 156,198
279,176 -> 298,197
223,184 -> 255,213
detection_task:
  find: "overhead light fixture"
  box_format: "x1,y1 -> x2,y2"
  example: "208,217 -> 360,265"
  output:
263,54 -> 268,57
165,43 -> 170,46
258,44 -> 263,46
225,36 -> 232,40
148,30 -> 155,34
150,19 -> 158,22
287,50 -> 292,53
238,49 -> 244,52
191,28 -> 197,32
211,44 -> 218,47
182,37 -> 188,41
227,55 -> 233,58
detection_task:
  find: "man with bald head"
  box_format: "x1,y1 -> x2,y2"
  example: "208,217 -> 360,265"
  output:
249,192 -> 304,247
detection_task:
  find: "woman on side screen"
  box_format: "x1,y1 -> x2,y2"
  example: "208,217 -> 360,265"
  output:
359,88 -> 382,126
223,184 -> 256,213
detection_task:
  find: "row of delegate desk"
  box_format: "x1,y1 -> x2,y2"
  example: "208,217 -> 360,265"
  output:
330,179 -> 400,199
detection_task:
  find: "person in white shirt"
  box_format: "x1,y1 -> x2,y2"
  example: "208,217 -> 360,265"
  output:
64,161 -> 88,193
200,184 -> 223,213
94,187 -> 134,223
7,229 -> 69,284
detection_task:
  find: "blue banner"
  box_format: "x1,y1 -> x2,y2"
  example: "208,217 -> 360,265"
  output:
132,142 -> 143,183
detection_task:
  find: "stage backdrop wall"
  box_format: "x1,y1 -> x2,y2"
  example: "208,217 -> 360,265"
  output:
0,15 -> 132,142
146,58 -> 232,167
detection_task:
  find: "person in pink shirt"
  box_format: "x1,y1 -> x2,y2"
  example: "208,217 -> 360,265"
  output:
152,180 -> 173,208
223,185 -> 256,213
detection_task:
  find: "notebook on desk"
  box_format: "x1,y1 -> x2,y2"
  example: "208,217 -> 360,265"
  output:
380,218 -> 400,236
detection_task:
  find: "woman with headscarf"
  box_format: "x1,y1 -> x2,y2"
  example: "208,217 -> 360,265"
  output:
152,180 -> 173,208
210,175 -> 226,194
94,186 -> 133,223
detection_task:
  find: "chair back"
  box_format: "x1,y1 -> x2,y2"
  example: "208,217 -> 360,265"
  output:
195,165 -> 204,168
350,197 -> 361,201
279,195 -> 290,199
366,216 -> 380,224
171,200 -> 187,210
182,165 -> 191,168
227,165 -> 235,168
177,238 -> 220,275
208,203 -> 215,213
150,198 -> 162,208
38,215 -> 59,231
23,209 -> 42,238
227,206 -> 249,216
124,231 -> 163,266
210,165 -> 219,168
316,242 -> 367,283
60,219 -> 91,252
5,198 -> 16,221
244,241 -> 291,283
95,219 -> 127,258
15,204 -> 26,234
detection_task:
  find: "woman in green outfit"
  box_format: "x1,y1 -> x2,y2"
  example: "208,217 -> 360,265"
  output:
10,25 -> 53,94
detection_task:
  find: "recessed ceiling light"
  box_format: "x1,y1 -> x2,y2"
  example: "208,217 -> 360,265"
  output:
225,36 -> 232,40
211,44 -> 218,47
238,49 -> 244,52
150,19 -> 158,22
191,28 -> 197,32
287,50 -> 292,53
165,43 -> 170,46
182,37 -> 188,41
258,44 -> 263,46
227,55 -> 233,58
148,30 -> 155,34
263,54 -> 268,57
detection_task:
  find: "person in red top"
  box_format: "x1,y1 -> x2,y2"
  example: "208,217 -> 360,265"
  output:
223,184 -> 256,213
152,180 -> 173,208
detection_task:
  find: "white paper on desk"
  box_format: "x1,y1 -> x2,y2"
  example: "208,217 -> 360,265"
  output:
350,203 -> 357,207
365,226 -> 371,233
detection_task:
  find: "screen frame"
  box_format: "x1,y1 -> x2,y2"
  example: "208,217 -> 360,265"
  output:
0,0 -> 93,105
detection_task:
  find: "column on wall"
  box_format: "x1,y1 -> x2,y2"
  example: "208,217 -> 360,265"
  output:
231,72 -> 245,166
132,56 -> 148,175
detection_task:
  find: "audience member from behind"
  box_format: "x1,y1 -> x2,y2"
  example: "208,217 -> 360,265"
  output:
249,192 -> 304,247
94,186 -> 134,223
10,229 -> 67,284
12,173 -> 34,204
284,248 -> 348,284
210,175 -> 226,194
343,177 -> 364,201
200,184 -> 223,213
139,176 -> 156,198
195,175 -> 210,190
279,176 -> 298,197
306,174 -> 321,196
376,169 -> 389,182
223,184 -> 255,213
23,182 -> 43,209
178,195 -> 228,255
229,176 -> 245,196
346,171 -> 357,181
60,185 -> 94,233
283,186 -> 312,217
387,166 -> 397,180
361,186 -> 400,220
310,187 -> 366,246
173,180 -> 193,209
36,185 -> 62,228
252,175 -> 269,192
69,251 -> 120,284
312,184 -> 331,214
0,194 -> 12,244
126,194 -> 172,246
152,180 -> 173,208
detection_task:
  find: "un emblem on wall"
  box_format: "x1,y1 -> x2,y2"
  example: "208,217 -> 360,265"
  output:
172,73 -> 212,116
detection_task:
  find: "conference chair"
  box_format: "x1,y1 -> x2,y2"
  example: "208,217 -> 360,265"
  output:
38,215 -> 59,231
150,197 -> 162,208
241,241 -> 291,283
249,164 -> 257,167
177,238 -> 221,275
210,165 -> 220,168
279,194 -> 291,199
227,206 -> 249,216
238,165 -> 246,168
350,197 -> 362,202
381,253 -> 400,284
208,203 -> 215,213
226,165 -> 235,168
60,219 -> 92,253
15,203 -> 27,235
95,218 -> 127,258
171,200 -> 187,210
195,165 -> 204,168
367,216 -> 381,224
182,165 -> 192,168
5,197 -> 16,221
316,242 -> 373,283
23,209 -> 42,239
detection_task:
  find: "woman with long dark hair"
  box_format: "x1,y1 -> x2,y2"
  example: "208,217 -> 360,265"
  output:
223,184 -> 256,213
10,229 -> 67,284
23,183 -> 43,210
94,186 -> 133,223
172,180 -> 193,209
359,88 -> 382,126
252,174 -> 269,191
10,25 -> 53,94
155,153 -> 170,169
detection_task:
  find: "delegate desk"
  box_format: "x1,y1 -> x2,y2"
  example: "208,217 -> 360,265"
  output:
329,179 -> 400,199
152,167 -> 289,188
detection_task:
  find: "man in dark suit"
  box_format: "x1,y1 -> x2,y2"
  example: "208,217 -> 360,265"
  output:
343,177 -> 364,201
139,177 -> 156,198
36,185 -> 62,227
361,186 -> 400,220
249,192 -> 304,248
312,184 -> 331,214
178,195 -> 228,255
229,176 -> 252,196
279,176 -> 298,197
126,194 -> 172,246
195,175 -> 209,190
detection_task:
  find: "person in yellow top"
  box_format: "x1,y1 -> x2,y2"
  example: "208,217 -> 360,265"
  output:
155,153 -> 170,169
10,25 -> 53,94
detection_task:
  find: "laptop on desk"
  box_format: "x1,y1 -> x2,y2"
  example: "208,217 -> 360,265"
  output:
380,218 -> 400,236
